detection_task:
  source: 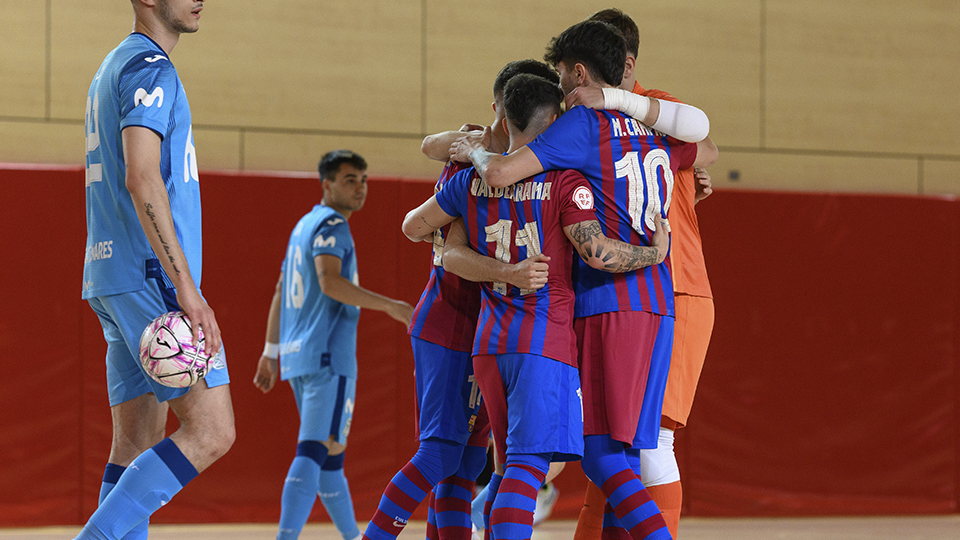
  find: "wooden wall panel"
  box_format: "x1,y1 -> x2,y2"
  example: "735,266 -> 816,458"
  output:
0,3 -> 47,118
0,120 -> 82,165
711,150 -> 918,193
49,1 -> 131,121
192,129 -> 242,171
923,159 -> 960,196
176,1 -> 422,133
4,0 -> 958,192
634,0 -> 762,149
243,132 -> 437,179
765,0 -> 960,156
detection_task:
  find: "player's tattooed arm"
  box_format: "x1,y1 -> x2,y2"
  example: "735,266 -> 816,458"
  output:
124,125 -> 220,352
565,215 -> 669,273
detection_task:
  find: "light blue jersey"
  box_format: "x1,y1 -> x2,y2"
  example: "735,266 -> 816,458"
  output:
280,205 -> 360,380
82,33 -> 202,299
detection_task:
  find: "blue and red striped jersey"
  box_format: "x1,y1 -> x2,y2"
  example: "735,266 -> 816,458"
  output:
527,105 -> 697,318
436,166 -> 597,367
408,160 -> 482,352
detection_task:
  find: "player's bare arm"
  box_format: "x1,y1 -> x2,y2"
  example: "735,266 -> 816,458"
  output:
254,272 -> 282,393
694,167 -> 713,203
565,214 -> 668,273
315,254 -> 413,326
693,137 -> 718,168
421,125 -> 484,162
401,195 -> 457,242
123,125 -> 221,354
449,137 -> 545,189
441,218 -> 550,291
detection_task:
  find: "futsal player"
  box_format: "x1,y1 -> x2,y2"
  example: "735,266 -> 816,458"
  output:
253,150 -> 414,540
450,20 -> 717,540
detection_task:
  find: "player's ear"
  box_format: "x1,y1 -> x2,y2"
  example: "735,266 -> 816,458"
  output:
491,101 -> 497,113
623,56 -> 636,85
501,117 -> 509,136
574,63 -> 588,86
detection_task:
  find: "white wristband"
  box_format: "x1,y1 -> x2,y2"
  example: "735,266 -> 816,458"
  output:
602,87 -> 650,121
262,342 -> 279,360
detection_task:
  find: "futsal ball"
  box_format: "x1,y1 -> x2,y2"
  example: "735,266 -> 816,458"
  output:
139,311 -> 215,388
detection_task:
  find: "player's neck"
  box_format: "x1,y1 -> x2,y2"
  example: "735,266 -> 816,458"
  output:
134,18 -> 180,55
321,199 -> 352,220
507,134 -> 536,153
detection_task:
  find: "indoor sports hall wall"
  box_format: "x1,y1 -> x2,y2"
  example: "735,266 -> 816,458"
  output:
1,164 -> 958,526
1,1 -> 958,193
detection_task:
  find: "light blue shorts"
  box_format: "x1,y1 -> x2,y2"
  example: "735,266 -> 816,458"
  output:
87,261 -> 230,407
412,336 -> 482,444
289,362 -> 356,444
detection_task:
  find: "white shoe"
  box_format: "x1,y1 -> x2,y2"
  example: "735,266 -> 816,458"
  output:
532,482 -> 558,526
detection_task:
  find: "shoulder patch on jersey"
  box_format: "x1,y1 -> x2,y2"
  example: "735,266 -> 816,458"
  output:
144,54 -> 168,63
326,217 -> 344,226
314,234 -> 337,248
572,186 -> 594,210
134,87 -> 164,108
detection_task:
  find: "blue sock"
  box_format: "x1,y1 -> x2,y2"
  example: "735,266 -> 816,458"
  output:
76,439 -> 197,540
318,453 -> 361,540
99,464 -> 149,540
279,441 -> 329,540
470,483 -> 489,531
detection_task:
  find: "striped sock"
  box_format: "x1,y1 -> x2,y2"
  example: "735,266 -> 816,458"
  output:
363,461 -> 435,540
435,444 -> 487,540
600,501 -> 632,540
489,456 -> 548,540
600,470 -> 670,540
426,490 -> 439,540
434,476 -> 475,540
581,435 -> 670,540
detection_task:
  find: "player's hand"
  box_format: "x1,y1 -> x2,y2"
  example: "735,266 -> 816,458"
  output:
253,355 -> 279,393
694,167 -> 713,203
176,287 -> 221,355
508,253 -> 551,290
564,86 -> 605,111
459,123 -> 485,133
651,215 -> 669,264
387,299 -> 415,327
449,127 -> 489,163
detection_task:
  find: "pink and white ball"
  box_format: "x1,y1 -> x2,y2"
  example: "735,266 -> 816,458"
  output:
139,311 -> 215,388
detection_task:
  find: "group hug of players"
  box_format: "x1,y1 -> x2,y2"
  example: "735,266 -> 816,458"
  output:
362,11 -> 718,540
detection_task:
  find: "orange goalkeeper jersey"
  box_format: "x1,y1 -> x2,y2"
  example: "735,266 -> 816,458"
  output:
633,81 -> 713,299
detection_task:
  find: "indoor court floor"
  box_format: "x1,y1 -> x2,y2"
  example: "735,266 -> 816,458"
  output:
4,516 -> 960,540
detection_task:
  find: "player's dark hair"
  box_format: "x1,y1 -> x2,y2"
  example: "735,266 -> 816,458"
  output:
493,59 -> 559,103
318,149 -> 367,181
587,8 -> 639,57
503,74 -> 563,134
543,20 -> 626,87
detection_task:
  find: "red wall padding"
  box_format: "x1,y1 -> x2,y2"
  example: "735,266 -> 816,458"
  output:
1,166 -> 957,526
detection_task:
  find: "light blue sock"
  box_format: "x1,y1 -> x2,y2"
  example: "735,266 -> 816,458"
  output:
318,453 -> 360,540
470,483 -> 489,531
75,439 -> 197,540
99,464 -> 149,540
279,441 -> 329,540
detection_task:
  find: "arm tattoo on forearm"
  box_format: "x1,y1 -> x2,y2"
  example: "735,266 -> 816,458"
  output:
571,221 -> 659,272
144,202 -> 182,276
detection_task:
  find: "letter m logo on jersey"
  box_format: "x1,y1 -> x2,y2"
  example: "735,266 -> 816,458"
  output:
313,234 -> 336,248
134,87 -> 164,108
